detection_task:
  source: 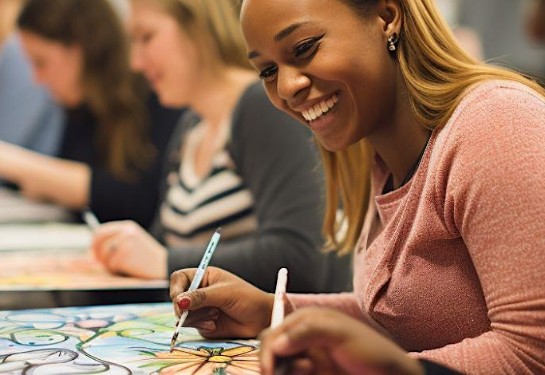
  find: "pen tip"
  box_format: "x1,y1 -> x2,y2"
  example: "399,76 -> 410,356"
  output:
170,333 -> 178,351
216,227 -> 222,234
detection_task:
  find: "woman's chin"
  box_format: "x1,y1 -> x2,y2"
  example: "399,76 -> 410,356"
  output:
60,94 -> 84,108
156,92 -> 185,109
315,134 -> 353,153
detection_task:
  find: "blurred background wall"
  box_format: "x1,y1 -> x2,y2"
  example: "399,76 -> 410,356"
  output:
438,0 -> 545,81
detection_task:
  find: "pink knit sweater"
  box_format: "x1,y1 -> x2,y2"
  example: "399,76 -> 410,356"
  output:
290,80 -> 545,374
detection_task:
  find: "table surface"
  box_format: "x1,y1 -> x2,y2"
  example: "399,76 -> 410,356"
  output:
0,190 -> 169,310
0,186 -> 72,224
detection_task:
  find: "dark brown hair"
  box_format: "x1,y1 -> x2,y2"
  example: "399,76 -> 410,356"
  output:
18,0 -> 154,179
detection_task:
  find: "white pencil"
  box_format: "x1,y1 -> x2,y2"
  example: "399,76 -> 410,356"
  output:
270,268 -> 288,328
82,207 -> 100,231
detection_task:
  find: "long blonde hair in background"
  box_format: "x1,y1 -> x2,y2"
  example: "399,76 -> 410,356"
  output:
144,0 -> 251,73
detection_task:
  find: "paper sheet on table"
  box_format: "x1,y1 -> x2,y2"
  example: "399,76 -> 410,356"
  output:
0,187 -> 72,224
0,248 -> 168,291
0,223 -> 92,251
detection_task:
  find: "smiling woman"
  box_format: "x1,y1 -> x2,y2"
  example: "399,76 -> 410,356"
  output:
167,0 -> 545,374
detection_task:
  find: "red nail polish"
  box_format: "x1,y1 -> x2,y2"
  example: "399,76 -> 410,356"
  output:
177,297 -> 191,310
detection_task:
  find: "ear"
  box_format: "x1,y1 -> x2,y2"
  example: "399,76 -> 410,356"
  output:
377,0 -> 402,37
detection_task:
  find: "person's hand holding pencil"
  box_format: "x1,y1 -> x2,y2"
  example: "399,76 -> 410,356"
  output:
170,265 -> 423,375
169,266 -> 275,340
91,220 -> 168,279
258,307 -> 424,375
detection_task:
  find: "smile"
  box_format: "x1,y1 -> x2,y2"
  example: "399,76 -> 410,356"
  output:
301,93 -> 339,122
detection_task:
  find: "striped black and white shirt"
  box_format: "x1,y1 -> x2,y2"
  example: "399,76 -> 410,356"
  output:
160,120 -> 258,246
153,82 -> 351,293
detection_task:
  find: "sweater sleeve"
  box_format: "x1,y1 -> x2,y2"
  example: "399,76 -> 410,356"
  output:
288,292 -> 364,319
411,82 -> 545,373
167,83 -> 333,293
89,165 -> 162,229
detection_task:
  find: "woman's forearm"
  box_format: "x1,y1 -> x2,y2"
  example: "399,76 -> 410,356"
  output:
0,140 -> 90,208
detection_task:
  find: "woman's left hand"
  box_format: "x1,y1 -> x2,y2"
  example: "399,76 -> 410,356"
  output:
91,220 -> 167,279
259,307 -> 424,375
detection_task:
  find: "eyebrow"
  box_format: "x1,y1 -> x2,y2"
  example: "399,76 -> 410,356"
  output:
247,22 -> 310,59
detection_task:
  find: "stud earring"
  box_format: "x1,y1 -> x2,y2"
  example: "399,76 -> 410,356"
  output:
387,33 -> 399,52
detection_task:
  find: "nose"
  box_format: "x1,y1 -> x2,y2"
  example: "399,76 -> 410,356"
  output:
130,45 -> 144,72
276,66 -> 310,104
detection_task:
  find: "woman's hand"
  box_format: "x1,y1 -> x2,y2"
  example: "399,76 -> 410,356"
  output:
92,220 -> 167,279
259,307 -> 424,375
170,266 -> 274,339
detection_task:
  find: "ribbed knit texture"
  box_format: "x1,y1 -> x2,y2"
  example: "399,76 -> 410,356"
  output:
289,80 -> 545,374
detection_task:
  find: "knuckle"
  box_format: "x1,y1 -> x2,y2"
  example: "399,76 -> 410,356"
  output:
170,270 -> 182,284
190,289 -> 206,307
125,221 -> 140,234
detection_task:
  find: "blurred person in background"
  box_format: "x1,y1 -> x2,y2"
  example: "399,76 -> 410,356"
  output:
0,0 -> 183,228
525,0 -> 545,83
457,0 -> 545,80
91,0 -> 351,293
0,0 -> 63,161
526,0 -> 545,43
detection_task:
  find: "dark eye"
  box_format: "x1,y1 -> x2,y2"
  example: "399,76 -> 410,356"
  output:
259,65 -> 278,82
131,31 -> 153,46
33,59 -> 45,69
294,34 -> 325,58
141,32 -> 153,43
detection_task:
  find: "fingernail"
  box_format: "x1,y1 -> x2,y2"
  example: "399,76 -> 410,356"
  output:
177,297 -> 191,310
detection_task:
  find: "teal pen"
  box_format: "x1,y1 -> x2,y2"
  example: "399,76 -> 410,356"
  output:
169,227 -> 222,351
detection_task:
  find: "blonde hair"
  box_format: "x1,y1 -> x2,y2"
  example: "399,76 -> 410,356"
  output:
322,0 -> 545,254
144,0 -> 251,73
0,0 -> 23,45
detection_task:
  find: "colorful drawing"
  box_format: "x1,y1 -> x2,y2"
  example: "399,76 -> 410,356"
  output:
0,303 -> 260,374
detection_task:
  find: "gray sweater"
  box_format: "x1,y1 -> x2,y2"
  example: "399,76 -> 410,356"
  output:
153,82 -> 351,293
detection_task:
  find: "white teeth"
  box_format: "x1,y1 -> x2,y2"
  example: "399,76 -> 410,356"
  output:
309,107 -> 316,120
301,94 -> 339,122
